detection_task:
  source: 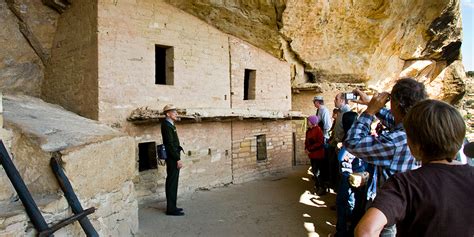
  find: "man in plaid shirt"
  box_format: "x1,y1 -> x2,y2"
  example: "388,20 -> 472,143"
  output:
344,78 -> 427,236
345,78 -> 427,181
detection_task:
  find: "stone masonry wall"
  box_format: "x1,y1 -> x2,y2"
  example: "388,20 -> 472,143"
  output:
231,120 -> 293,184
229,37 -> 292,111
97,0 -> 230,124
42,0 -> 99,120
123,122 -> 233,204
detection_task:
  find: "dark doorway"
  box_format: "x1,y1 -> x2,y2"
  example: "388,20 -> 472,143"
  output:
138,142 -> 158,172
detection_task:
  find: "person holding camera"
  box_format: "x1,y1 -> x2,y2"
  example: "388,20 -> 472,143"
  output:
344,78 -> 427,236
161,104 -> 185,216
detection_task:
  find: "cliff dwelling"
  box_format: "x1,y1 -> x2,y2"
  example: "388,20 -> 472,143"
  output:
0,0 -> 472,236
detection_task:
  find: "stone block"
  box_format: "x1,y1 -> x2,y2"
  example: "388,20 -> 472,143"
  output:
240,140 -> 251,148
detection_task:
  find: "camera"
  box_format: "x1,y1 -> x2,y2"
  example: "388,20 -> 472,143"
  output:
344,92 -> 359,101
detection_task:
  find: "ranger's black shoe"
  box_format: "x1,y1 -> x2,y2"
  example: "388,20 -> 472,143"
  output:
166,210 -> 185,216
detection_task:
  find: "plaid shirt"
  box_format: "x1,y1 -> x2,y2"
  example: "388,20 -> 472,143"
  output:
344,108 -> 420,179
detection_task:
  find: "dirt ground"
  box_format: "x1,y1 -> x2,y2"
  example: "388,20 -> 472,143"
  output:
138,165 -> 337,237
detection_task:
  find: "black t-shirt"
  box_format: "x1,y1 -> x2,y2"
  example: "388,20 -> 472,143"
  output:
372,163 -> 474,237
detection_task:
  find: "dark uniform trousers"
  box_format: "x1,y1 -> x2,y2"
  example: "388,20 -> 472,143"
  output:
165,159 -> 180,212
161,120 -> 181,213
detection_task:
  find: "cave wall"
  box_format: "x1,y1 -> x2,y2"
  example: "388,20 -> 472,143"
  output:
0,0 -> 58,96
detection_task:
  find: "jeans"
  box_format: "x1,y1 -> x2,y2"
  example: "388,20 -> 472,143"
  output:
336,172 -> 355,236
349,185 -> 368,235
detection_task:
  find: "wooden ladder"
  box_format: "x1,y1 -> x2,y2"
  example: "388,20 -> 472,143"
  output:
0,140 -> 98,236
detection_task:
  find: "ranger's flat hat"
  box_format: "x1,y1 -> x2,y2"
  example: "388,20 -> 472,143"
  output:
313,96 -> 324,101
163,104 -> 177,112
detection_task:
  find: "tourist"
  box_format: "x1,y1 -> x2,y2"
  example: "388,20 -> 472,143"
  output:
305,115 -> 325,195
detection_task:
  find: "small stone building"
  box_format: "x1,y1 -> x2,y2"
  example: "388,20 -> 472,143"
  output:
41,0 -> 298,206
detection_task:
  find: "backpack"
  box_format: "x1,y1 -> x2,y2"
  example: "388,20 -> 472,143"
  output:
156,144 -> 167,165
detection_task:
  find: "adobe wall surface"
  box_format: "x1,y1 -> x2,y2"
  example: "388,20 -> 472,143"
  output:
42,0 -> 99,120
97,0 -> 231,124
123,121 -> 233,204
229,37 -> 291,111
231,120 -> 293,184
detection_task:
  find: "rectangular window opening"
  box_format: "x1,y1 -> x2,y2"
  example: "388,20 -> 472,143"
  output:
256,134 -> 267,161
138,142 -> 158,172
305,71 -> 316,83
155,45 -> 174,85
244,69 -> 256,100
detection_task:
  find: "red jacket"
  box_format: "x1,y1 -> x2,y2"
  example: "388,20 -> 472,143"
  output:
305,126 -> 325,159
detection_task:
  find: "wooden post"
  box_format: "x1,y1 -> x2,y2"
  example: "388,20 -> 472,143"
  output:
0,140 -> 50,233
50,155 -> 99,237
